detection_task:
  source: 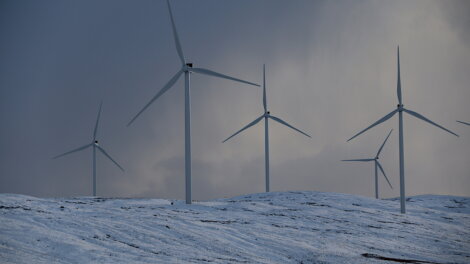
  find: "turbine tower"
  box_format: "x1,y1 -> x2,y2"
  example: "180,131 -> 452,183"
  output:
127,0 -> 259,204
347,47 -> 458,213
457,120 -> 470,126
342,129 -> 393,199
54,101 -> 124,196
223,64 -> 311,192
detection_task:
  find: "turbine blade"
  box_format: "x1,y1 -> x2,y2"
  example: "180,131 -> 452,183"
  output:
341,159 -> 374,162
263,64 -> 267,112
376,160 -> 393,189
127,69 -> 183,126
397,46 -> 402,105
457,120 -> 470,126
166,0 -> 185,65
269,115 -> 311,138
93,101 -> 103,140
222,115 -> 264,143
347,109 -> 397,142
53,143 -> 92,159
403,108 -> 459,137
97,146 -> 124,172
376,129 -> 393,157
191,67 -> 260,87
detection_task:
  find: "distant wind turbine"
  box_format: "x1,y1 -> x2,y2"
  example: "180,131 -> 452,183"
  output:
457,120 -> 470,126
127,0 -> 259,204
347,47 -> 458,214
54,101 -> 124,196
342,129 -> 393,199
223,64 -> 311,192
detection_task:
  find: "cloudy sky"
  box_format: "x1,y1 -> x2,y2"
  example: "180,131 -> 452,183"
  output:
1,0 -> 469,200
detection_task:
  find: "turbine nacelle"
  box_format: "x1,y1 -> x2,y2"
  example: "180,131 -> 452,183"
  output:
397,104 -> 404,111
94,140 -> 99,145
183,63 -> 193,72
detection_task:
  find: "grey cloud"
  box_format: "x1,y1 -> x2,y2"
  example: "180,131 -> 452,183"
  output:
0,0 -> 469,200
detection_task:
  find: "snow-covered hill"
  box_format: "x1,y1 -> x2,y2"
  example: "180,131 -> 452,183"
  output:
1,191 -> 469,263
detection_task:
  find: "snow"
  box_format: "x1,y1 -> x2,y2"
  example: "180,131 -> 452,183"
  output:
1,191 -> 469,263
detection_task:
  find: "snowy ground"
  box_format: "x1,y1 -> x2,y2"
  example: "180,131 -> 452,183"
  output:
0,191 -> 469,263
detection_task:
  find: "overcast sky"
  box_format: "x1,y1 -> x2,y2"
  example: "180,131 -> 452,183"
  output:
1,0 -> 469,200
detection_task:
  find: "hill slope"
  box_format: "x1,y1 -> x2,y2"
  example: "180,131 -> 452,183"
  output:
1,191 -> 469,263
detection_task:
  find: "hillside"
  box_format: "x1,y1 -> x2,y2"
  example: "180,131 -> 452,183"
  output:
1,191 -> 469,263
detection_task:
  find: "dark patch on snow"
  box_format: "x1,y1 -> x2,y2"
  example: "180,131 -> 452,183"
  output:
358,210 -> 375,215
92,198 -> 109,203
0,205 -> 48,214
377,220 -> 395,224
200,219 -> 236,224
64,201 -> 88,205
335,229 -> 354,235
215,257 -> 249,263
450,199 -> 466,208
271,223 -> 299,230
261,212 -> 289,217
99,234 -> 169,256
0,205 -> 27,210
172,209 -> 200,215
283,208 -> 300,211
401,221 -> 418,225
361,253 -> 442,263
302,202 -> 331,207
192,258 -> 213,262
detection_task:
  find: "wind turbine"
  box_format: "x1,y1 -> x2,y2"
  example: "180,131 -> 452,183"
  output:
347,46 -> 459,213
54,101 -> 124,196
127,0 -> 259,204
457,120 -> 470,126
223,64 -> 311,192
342,129 -> 393,199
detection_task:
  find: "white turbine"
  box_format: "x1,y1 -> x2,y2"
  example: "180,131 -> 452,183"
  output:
54,101 -> 124,196
457,120 -> 470,126
223,64 -> 311,192
347,47 -> 458,213
127,0 -> 259,204
342,129 -> 393,199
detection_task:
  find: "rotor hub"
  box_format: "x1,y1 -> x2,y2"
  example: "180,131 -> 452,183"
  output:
94,140 -> 99,144
397,104 -> 404,111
